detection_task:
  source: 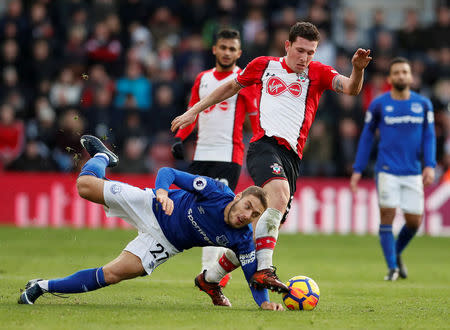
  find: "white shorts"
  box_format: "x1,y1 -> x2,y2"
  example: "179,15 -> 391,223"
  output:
376,172 -> 424,215
103,181 -> 180,274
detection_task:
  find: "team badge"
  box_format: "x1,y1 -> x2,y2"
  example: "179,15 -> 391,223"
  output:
270,163 -> 283,175
110,184 -> 121,194
193,177 -> 207,191
385,105 -> 394,112
216,235 -> 229,246
411,103 -> 423,113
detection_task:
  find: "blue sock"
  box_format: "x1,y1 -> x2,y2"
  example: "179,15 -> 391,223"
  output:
396,225 -> 418,256
48,267 -> 109,293
79,155 -> 109,178
379,224 -> 397,269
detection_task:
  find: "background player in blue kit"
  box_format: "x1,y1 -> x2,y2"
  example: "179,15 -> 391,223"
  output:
18,135 -> 285,310
350,57 -> 436,281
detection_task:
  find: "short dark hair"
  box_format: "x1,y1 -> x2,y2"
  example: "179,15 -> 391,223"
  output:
241,186 -> 268,210
388,57 -> 410,74
289,22 -> 320,43
215,28 -> 241,43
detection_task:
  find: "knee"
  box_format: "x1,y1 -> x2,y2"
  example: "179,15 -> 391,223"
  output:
76,176 -> 92,199
102,267 -> 122,285
266,186 -> 290,212
379,208 -> 396,224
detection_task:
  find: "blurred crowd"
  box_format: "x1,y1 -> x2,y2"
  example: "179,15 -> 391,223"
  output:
0,0 -> 449,181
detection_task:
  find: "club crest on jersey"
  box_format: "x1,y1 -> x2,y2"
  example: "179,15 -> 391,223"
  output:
270,163 -> 282,174
216,235 -> 229,246
411,102 -> 423,113
267,76 -> 302,97
193,177 -> 207,190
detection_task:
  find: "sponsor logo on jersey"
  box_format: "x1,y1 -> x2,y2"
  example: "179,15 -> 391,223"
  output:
239,251 -> 256,266
270,163 -> 283,175
193,177 -> 207,191
204,101 -> 229,113
385,105 -> 394,112
187,208 -> 214,245
384,115 -> 424,125
411,102 -> 423,113
216,235 -> 229,246
266,77 -> 302,97
110,184 -> 121,194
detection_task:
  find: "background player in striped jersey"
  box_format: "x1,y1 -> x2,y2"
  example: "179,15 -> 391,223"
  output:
18,135 -> 285,310
171,22 -> 372,291
171,29 -> 257,287
350,57 -> 436,281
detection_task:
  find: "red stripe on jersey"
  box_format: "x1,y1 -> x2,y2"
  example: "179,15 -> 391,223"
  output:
175,70 -> 211,140
232,93 -> 246,164
255,236 -> 277,251
218,254 -> 239,272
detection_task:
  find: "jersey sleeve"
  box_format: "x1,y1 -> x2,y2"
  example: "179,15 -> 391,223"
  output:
174,73 -> 203,140
422,98 -> 436,168
234,233 -> 270,307
236,57 -> 269,87
319,63 -> 339,91
155,167 -> 230,199
353,98 -> 381,173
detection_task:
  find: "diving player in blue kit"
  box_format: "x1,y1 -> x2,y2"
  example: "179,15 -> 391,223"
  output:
350,57 -> 436,281
18,135 -> 286,310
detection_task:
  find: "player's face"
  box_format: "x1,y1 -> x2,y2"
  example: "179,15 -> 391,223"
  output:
226,194 -> 265,229
285,36 -> 318,73
213,38 -> 242,70
388,62 -> 413,91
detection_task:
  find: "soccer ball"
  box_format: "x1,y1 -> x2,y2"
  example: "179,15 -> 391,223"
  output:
282,275 -> 320,311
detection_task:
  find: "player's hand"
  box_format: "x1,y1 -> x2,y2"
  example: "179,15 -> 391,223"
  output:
422,166 -> 435,187
260,301 -> 284,311
352,48 -> 372,71
171,109 -> 197,132
156,189 -> 174,216
350,172 -> 362,193
171,138 -> 185,160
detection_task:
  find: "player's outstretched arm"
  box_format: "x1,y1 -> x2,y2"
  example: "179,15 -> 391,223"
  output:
261,301 -> 284,311
171,79 -> 242,132
332,48 -> 372,95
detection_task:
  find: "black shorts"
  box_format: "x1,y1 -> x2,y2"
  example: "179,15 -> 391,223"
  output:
188,161 -> 241,192
246,136 -> 301,222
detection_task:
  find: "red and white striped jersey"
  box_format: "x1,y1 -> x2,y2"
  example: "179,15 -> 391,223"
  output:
236,56 -> 339,158
176,67 -> 258,165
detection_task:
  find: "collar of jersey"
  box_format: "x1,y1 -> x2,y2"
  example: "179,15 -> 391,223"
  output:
213,67 -> 239,80
281,57 -> 295,74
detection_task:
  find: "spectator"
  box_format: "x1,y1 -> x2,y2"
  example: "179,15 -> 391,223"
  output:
7,138 -> 57,172
49,67 -> 82,109
112,136 -> 149,174
114,61 -> 152,110
0,102 -> 24,169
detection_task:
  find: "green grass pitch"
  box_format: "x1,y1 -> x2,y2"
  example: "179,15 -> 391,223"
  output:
0,227 -> 448,329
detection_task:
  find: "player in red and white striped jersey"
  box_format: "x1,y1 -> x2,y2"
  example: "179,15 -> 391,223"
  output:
171,29 -> 257,287
172,22 -> 372,292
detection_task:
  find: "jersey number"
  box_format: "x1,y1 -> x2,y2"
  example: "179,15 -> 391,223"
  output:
149,243 -> 169,262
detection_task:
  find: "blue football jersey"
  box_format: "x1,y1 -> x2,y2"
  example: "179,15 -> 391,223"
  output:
353,91 -> 436,175
151,167 -> 268,306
